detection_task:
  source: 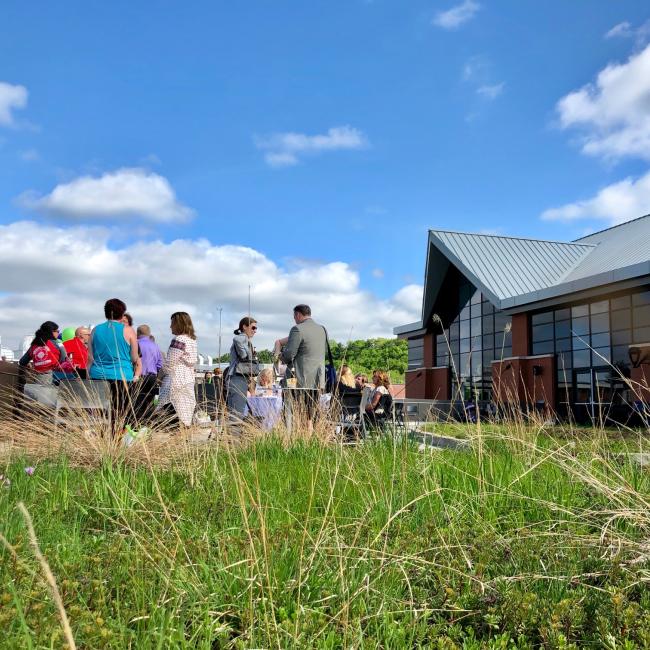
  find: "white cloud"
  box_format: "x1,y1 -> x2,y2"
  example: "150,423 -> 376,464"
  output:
477,82 -> 505,100
541,169 -> 650,225
18,168 -> 194,223
433,0 -> 480,30
255,126 -> 368,168
0,221 -> 422,354
371,268 -> 385,279
0,82 -> 28,126
605,19 -> 650,46
556,43 -> 650,161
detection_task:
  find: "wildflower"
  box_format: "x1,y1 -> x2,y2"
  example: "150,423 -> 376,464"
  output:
0,475 -> 10,488
24,467 -> 35,476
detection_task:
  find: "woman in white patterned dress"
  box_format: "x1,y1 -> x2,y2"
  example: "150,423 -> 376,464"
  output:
158,312 -> 198,426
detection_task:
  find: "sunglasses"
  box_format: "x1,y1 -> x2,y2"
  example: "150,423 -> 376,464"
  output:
251,326 -> 258,331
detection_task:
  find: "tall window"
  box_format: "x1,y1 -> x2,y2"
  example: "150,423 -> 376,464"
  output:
530,287 -> 650,402
407,337 -> 424,370
434,279 -> 511,400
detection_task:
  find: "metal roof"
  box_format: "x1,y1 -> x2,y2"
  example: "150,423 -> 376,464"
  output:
568,214 -> 650,281
394,214 -> 650,335
428,230 -> 594,302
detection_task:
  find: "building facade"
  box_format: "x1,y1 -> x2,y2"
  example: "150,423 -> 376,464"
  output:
395,215 -> 650,421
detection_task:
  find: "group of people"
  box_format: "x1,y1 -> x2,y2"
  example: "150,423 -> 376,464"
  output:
19,299 -> 393,434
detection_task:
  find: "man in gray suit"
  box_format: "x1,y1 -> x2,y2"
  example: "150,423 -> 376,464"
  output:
280,304 -> 327,431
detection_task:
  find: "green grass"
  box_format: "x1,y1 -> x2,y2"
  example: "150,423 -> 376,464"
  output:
1,431 -> 650,648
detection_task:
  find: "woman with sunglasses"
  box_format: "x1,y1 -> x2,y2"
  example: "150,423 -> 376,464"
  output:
226,316 -> 259,421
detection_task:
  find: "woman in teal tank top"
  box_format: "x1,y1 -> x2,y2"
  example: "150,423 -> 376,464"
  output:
88,298 -> 141,434
89,320 -> 135,381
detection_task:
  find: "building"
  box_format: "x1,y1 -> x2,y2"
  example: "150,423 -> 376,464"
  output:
395,214 -> 650,421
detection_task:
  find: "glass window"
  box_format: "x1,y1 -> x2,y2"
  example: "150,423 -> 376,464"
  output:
449,321 -> 460,341
532,323 -> 554,342
572,316 -> 589,337
590,332 -> 610,348
590,312 -> 609,334
502,345 -> 513,358
574,371 -> 592,403
572,335 -> 589,350
573,349 -> 590,367
482,301 -> 494,315
611,346 -> 630,369
470,302 -> 481,319
633,326 -> 650,344
460,305 -> 470,321
449,339 -> 459,354
590,300 -> 609,314
436,354 -> 449,368
482,333 -> 494,350
592,347 -> 610,365
594,370 -> 612,403
556,351 -> 571,371
634,305 -> 650,328
494,314 -> 511,333
436,334 -> 448,353
572,304 -> 589,318
611,309 -> 631,331
470,317 -> 482,337
555,308 -> 570,321
483,348 -> 495,365
611,295 -> 630,310
460,320 -> 470,339
554,319 -> 572,339
482,315 -> 494,334
632,290 -> 650,306
611,329 -> 631,346
555,337 -> 572,352
532,311 -> 553,326
532,340 -> 554,354
471,290 -> 481,304
460,338 -> 471,353
459,353 -> 471,375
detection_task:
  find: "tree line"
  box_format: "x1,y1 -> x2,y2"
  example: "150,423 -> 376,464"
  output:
217,337 -> 408,383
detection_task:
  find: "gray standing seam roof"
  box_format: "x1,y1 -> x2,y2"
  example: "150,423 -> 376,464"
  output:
395,214 -> 650,336
429,230 -> 594,302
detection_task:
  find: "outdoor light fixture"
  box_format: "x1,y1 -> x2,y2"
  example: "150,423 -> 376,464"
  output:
532,365 -> 543,376
629,346 -> 641,368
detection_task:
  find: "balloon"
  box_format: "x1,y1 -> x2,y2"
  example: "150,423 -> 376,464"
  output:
61,327 -> 76,342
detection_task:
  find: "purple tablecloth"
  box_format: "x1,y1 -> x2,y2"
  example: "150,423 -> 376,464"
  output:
246,395 -> 283,430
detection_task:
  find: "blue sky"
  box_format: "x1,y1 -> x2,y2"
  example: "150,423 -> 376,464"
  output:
1,1 -> 649,351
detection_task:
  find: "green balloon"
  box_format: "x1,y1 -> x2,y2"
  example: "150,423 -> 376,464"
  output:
61,327 -> 76,342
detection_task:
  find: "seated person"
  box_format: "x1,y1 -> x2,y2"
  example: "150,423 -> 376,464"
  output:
334,364 -> 362,396
256,368 -> 279,395
364,370 -> 392,427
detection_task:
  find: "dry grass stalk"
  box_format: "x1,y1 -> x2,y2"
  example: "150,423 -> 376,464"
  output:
17,501 -> 76,650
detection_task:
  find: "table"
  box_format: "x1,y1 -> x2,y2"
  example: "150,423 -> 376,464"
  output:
246,394 -> 283,430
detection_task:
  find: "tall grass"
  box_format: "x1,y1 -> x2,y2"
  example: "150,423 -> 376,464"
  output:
1,387 -> 650,647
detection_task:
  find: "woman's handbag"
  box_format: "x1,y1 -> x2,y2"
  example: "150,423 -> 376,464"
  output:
235,359 -> 260,376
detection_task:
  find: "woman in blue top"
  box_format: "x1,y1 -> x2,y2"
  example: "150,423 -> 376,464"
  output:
88,298 -> 141,433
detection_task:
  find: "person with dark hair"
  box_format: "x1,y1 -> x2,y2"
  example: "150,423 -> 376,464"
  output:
121,313 -> 134,327
279,304 -> 327,432
19,321 -> 69,385
226,316 -> 258,420
158,312 -> 198,427
88,298 -> 141,432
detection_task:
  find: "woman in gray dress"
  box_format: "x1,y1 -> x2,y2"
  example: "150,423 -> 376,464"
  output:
226,316 -> 258,419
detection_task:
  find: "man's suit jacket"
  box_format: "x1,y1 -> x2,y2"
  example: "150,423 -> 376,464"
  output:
281,318 -> 327,389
